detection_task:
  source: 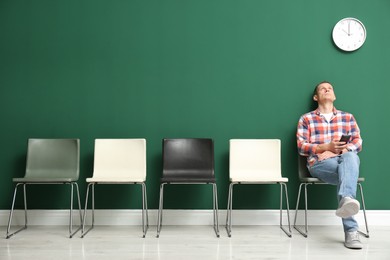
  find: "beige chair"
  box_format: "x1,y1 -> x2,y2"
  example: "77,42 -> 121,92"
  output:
226,139 -> 291,237
82,139 -> 148,238
293,155 -> 369,238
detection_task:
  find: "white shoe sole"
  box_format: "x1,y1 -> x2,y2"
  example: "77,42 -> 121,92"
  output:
336,200 -> 360,218
344,242 -> 363,249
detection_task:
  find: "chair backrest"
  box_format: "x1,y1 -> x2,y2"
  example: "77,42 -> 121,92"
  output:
162,138 -> 214,179
298,154 -> 312,180
92,139 -> 146,180
229,139 -> 282,179
25,139 -> 80,180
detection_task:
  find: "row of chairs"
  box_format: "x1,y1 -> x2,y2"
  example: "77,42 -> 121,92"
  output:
5,138 -> 369,239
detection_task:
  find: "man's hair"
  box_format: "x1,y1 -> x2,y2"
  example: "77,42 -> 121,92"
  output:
313,80 -> 332,97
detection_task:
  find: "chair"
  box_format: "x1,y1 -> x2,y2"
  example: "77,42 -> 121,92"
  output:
156,138 -> 219,238
226,139 -> 291,237
6,139 -> 82,239
293,155 -> 369,238
82,139 -> 148,238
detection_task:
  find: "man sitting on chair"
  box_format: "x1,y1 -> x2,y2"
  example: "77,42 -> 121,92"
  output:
296,81 -> 363,249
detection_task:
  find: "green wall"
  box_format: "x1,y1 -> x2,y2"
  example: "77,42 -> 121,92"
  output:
1,0 -> 389,211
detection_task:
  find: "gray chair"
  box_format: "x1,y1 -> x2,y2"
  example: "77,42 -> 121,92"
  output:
6,139 -> 82,238
156,138 -> 219,238
293,155 -> 369,238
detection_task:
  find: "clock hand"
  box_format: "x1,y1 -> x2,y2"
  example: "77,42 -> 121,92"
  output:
348,21 -> 350,36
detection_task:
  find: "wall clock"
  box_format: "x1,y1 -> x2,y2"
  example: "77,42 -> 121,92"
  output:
332,17 -> 366,52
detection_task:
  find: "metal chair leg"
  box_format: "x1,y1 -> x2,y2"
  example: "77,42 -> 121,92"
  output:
304,184 -> 309,234
212,183 -> 220,238
75,183 -> 83,227
225,182 -> 234,237
69,182 -> 82,238
357,182 -> 369,238
6,183 -> 28,239
81,183 -> 95,238
294,183 -> 309,237
293,183 -> 302,229
141,182 -> 149,238
144,183 -> 149,229
279,183 -> 292,237
156,183 -> 165,238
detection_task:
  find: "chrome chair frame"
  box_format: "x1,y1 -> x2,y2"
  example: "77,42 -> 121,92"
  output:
82,182 -> 149,238
6,182 -> 82,239
156,182 -> 219,238
225,182 -> 291,237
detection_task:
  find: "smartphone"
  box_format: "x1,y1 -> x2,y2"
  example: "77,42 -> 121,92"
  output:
339,135 -> 351,143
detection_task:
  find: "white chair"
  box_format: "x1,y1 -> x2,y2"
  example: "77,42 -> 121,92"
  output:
82,139 -> 148,237
226,139 -> 291,237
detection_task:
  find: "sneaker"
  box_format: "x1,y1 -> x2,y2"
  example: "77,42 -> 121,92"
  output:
336,197 -> 360,218
344,231 -> 363,249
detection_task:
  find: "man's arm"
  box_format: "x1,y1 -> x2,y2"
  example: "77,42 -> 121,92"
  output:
296,115 -> 318,156
346,114 -> 363,152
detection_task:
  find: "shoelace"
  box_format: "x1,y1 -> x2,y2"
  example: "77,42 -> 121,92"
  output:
348,232 -> 360,242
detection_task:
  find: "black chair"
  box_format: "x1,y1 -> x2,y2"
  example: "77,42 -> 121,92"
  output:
293,155 -> 369,238
156,138 -> 219,238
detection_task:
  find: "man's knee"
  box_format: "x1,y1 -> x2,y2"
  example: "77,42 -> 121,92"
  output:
342,152 -> 360,163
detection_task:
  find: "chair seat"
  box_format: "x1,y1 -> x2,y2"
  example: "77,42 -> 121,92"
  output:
230,177 -> 288,183
161,177 -> 216,183
86,177 -> 145,183
13,177 -> 77,183
300,177 -> 365,183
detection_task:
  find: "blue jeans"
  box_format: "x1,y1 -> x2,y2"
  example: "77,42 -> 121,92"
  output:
308,152 -> 360,232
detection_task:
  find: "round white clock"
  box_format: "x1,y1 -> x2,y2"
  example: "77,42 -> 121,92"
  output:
332,17 -> 366,52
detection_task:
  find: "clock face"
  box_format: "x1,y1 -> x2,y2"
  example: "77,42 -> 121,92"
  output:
332,17 -> 366,52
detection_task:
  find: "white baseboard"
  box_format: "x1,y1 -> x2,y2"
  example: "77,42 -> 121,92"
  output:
0,209 -> 388,226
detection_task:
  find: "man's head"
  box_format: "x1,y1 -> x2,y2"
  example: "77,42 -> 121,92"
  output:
313,81 -> 336,103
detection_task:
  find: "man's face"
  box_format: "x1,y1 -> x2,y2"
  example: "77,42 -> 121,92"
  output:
314,83 -> 336,103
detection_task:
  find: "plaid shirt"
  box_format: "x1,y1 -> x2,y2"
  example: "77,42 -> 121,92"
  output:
296,107 -> 362,165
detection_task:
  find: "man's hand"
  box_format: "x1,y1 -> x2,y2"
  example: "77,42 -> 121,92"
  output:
316,141 -> 347,154
327,140 -> 348,154
318,142 -> 348,161
317,151 -> 337,161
